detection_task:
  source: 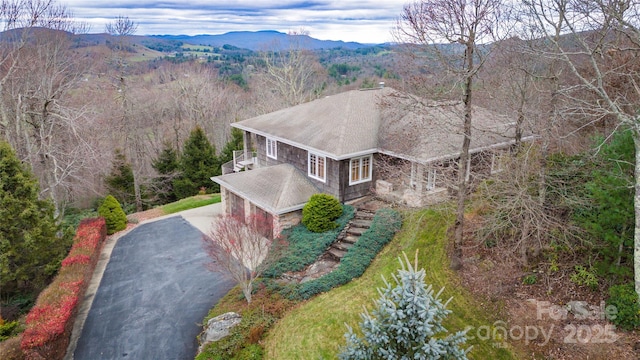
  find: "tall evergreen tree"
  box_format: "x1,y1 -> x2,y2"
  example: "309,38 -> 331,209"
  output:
105,149 -> 135,206
0,141 -> 69,294
174,126 -> 219,198
576,130 -> 634,279
217,127 -> 244,165
151,142 -> 180,204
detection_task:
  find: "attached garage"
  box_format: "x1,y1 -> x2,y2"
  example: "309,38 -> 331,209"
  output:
212,164 -> 319,238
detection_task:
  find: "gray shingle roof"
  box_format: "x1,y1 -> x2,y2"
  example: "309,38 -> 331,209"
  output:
232,87 -> 524,164
233,88 -> 389,160
211,164 -> 318,215
378,98 -> 524,164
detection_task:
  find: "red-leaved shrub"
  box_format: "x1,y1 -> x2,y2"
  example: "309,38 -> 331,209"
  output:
20,218 -> 106,360
60,255 -> 91,267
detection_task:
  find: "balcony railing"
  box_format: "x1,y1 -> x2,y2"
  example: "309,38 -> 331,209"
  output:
221,150 -> 257,175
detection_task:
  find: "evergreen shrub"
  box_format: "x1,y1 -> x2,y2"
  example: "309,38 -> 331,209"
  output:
0,321 -> 20,341
607,283 -> 640,331
302,194 -> 343,233
0,140 -> 68,294
98,195 -> 127,235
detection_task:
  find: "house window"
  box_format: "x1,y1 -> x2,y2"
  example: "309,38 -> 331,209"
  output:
308,152 -> 326,182
426,168 -> 437,190
266,137 -> 277,159
349,155 -> 372,185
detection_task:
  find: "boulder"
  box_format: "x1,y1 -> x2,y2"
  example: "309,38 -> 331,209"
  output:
198,312 -> 242,353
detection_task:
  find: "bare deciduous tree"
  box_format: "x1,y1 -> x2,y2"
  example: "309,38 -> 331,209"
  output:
394,0 -> 508,267
104,15 -> 147,211
203,214 -> 284,303
105,15 -> 137,37
0,0 -> 95,215
474,144 -> 583,265
259,29 -> 326,107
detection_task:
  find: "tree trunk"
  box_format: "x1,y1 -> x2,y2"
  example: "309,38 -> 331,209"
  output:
633,132 -> 640,299
515,75 -> 528,148
131,141 -> 143,212
453,42 -> 475,267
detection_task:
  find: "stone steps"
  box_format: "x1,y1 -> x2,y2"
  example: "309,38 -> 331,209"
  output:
327,248 -> 347,261
355,210 -> 375,220
327,208 -> 375,261
332,241 -> 353,251
282,198 -> 387,283
346,227 -> 368,236
342,235 -> 359,244
350,219 -> 373,228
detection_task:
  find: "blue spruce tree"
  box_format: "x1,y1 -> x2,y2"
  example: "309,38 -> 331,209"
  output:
340,252 -> 469,360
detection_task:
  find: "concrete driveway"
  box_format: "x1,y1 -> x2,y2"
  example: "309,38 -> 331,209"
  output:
69,204 -> 235,360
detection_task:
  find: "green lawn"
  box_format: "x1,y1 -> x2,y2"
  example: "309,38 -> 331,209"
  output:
161,194 -> 221,214
263,208 -> 520,359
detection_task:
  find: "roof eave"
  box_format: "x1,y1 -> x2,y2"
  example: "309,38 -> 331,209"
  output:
211,175 -> 310,215
378,135 -> 538,164
232,123 -> 377,161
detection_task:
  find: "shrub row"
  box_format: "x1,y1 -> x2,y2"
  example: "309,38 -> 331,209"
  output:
263,205 -> 354,278
294,208 -> 402,300
20,218 -> 107,360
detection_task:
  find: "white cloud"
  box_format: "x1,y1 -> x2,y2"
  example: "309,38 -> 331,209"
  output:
64,1 -> 406,43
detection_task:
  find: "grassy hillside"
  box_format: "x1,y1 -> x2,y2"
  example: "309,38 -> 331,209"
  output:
263,208 -> 519,359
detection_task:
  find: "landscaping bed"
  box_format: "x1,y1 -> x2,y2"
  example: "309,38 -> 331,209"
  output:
196,205 -> 403,359
0,218 -> 107,360
263,208 -> 518,359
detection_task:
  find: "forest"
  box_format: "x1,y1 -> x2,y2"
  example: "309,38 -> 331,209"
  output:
1,0 -> 640,358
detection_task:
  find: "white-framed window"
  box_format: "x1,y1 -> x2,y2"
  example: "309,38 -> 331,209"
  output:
308,152 -> 326,182
349,155 -> 372,185
266,137 -> 277,159
426,167 -> 437,190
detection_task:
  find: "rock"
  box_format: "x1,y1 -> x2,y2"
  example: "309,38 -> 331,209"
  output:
198,312 -> 242,353
449,255 -> 463,271
300,259 -> 339,282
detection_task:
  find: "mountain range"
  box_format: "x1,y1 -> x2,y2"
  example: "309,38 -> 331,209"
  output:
149,30 -> 376,51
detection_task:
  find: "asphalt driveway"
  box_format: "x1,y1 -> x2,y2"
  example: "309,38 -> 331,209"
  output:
72,205 -> 235,360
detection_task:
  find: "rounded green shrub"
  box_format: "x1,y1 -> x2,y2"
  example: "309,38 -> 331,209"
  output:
98,195 -> 127,235
302,194 -> 343,233
607,283 -> 640,331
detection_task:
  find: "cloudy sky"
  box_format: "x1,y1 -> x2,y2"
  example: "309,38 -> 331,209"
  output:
64,1 -> 408,43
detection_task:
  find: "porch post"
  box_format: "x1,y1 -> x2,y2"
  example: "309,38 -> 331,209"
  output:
415,163 -> 424,193
243,131 -> 251,162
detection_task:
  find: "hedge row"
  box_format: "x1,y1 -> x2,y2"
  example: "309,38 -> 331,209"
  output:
264,205 -> 355,278
20,217 -> 107,360
294,208 -> 402,300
